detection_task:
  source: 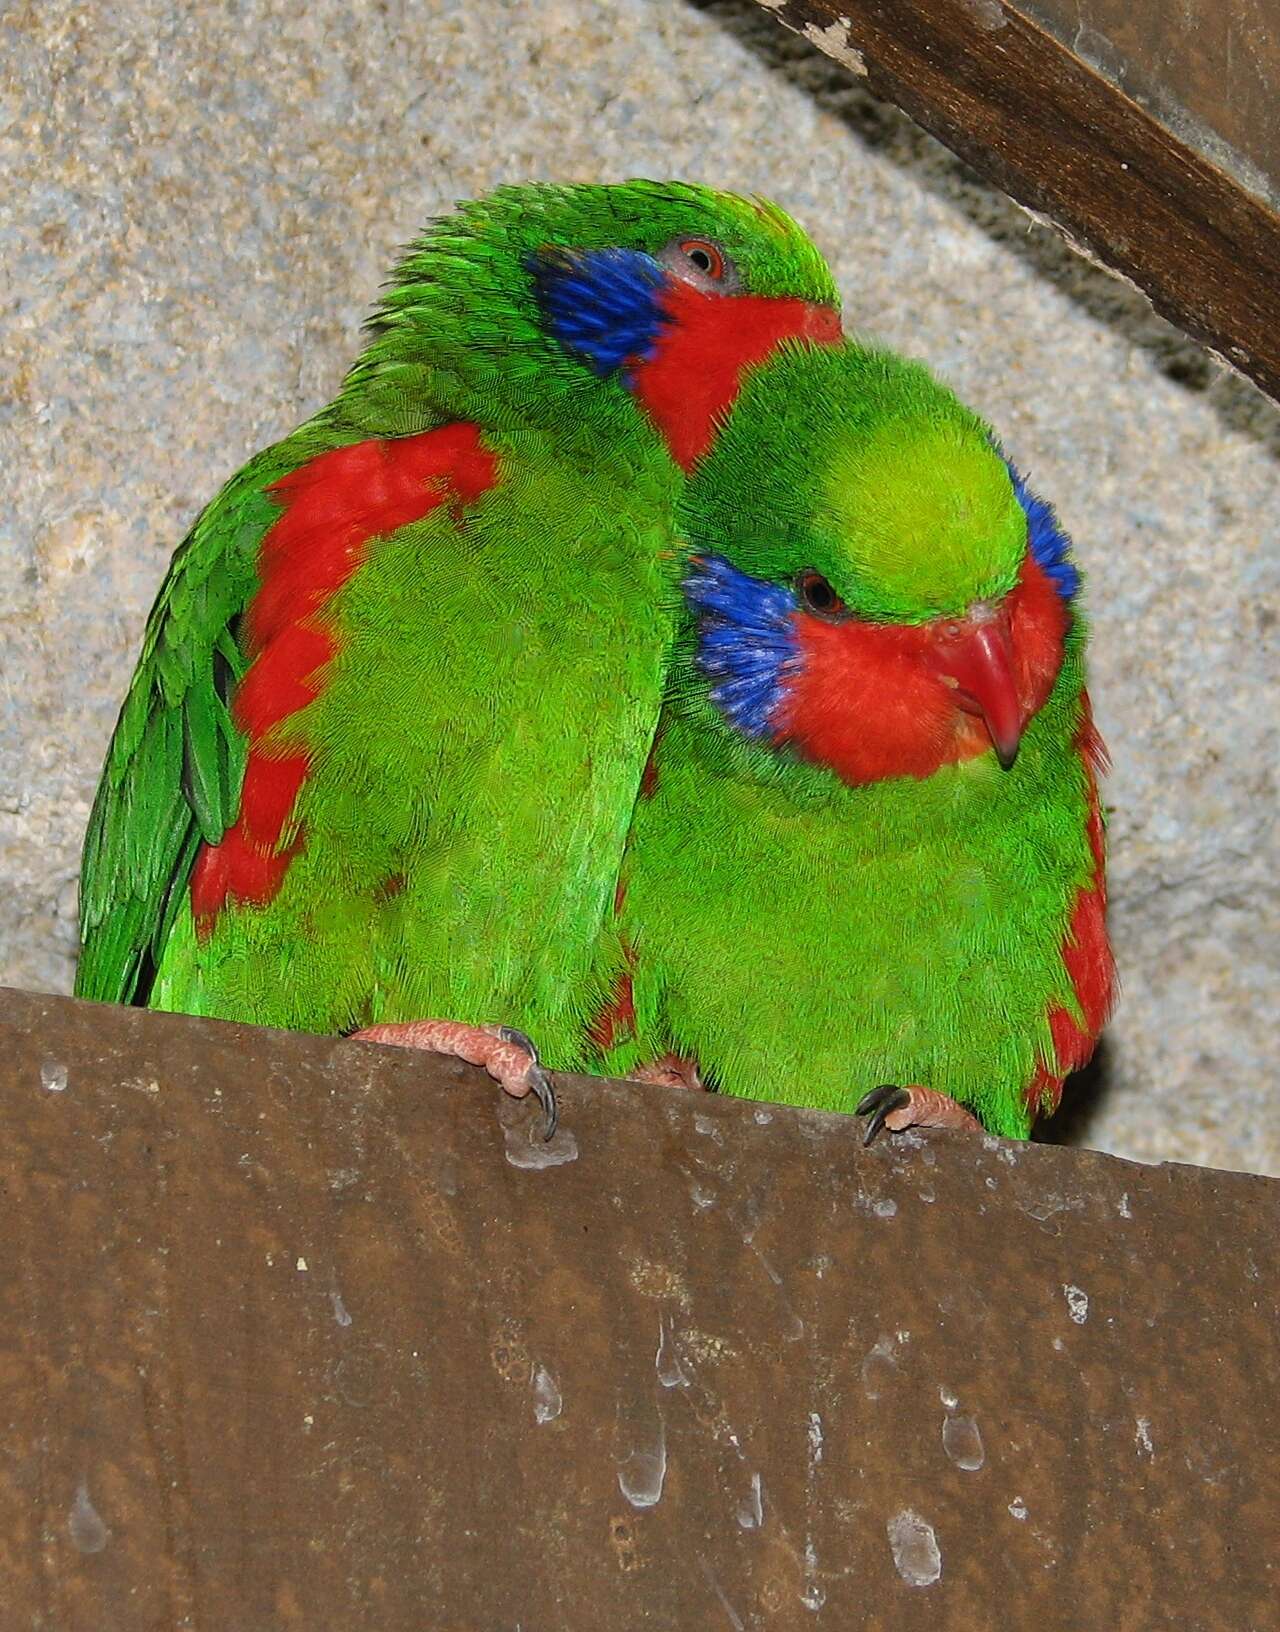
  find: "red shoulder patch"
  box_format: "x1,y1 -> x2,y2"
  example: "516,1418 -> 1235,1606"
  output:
1025,692 -> 1117,1117
630,282 -> 841,470
191,424 -> 499,936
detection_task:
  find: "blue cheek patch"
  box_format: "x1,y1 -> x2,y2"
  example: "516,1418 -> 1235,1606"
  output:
529,247 -> 668,378
1002,455 -> 1080,602
683,555 -> 800,739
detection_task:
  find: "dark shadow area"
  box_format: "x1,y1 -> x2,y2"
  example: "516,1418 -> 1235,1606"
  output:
1032,1038 -> 1116,1152
686,0 -> 1280,460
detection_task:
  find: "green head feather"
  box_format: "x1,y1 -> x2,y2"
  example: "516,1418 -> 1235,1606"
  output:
339,180 -> 838,442
687,340 -> 1026,620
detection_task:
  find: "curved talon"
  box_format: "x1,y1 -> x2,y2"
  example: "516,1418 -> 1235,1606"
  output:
856,1081 -> 983,1141
350,1018 -> 559,1140
499,1026 -> 558,1141
856,1083 -> 912,1147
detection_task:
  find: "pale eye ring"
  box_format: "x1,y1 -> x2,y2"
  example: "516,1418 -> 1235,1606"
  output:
659,235 -> 740,293
796,570 -> 848,620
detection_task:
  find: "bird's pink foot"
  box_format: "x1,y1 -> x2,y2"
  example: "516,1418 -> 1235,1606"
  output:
629,1053 -> 706,1092
350,1020 -> 557,1138
856,1083 -> 981,1146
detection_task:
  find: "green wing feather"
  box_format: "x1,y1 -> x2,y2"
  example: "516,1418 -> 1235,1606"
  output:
75,430 -> 333,1004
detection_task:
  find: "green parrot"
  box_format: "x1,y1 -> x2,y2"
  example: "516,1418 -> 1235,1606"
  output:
76,180 -> 842,1130
591,340 -> 1115,1141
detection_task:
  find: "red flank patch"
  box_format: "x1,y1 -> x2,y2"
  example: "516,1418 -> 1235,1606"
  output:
192,425 -> 499,936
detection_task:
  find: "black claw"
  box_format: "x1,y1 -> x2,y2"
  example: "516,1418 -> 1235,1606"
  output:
499,1025 -> 538,1061
856,1083 -> 911,1147
499,1026 -> 558,1141
529,1066 -> 558,1141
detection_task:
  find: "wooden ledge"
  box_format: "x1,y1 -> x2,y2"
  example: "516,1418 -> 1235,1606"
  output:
2,987 -> 1276,1626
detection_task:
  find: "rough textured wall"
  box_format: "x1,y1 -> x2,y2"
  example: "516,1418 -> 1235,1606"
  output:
1,0 -> 1276,1174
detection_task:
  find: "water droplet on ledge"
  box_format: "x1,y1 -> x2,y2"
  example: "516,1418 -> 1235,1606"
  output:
68,1483 -> 109,1554
617,1440 -> 666,1509
532,1364 -> 562,1424
736,1471 -> 764,1529
887,1509 -> 942,1587
942,1412 -> 985,1471
501,1109 -> 578,1170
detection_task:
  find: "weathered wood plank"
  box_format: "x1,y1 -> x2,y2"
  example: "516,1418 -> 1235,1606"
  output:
1,987 -> 1277,1627
753,0 -> 1280,404
1024,0 -> 1278,199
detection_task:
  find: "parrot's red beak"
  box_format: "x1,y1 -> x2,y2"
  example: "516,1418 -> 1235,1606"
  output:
927,603 -> 1024,769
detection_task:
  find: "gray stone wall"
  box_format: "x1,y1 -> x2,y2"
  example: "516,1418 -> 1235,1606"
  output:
2,0 -> 1276,1173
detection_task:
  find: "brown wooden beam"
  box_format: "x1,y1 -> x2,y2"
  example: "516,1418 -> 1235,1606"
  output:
753,0 -> 1280,405
2,986 -> 1277,1626
1024,0 -> 1279,198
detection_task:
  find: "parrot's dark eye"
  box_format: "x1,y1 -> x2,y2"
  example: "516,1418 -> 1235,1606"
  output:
659,236 -> 740,293
796,570 -> 848,620
684,240 -> 722,277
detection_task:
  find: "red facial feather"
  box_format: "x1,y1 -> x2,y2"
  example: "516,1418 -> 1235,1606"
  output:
777,556 -> 1070,786
631,281 -> 841,470
191,425 -> 500,936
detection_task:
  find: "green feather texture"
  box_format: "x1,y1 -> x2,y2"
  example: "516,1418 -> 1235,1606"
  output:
596,341 -> 1101,1138
76,180 -> 837,1070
